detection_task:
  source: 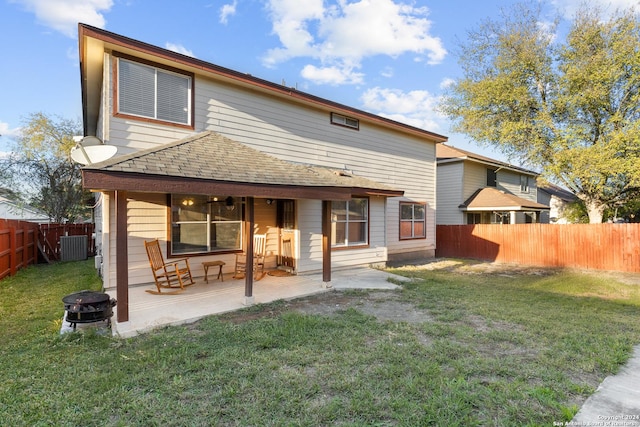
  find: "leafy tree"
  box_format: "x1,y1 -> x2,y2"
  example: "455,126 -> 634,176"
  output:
0,112 -> 90,223
440,2 -> 640,223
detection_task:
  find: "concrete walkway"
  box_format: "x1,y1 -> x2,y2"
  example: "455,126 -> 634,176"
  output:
571,345 -> 640,426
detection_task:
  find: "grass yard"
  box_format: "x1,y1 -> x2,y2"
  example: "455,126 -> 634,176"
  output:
1,259 -> 640,426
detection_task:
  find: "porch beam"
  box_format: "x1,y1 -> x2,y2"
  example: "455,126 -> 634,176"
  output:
82,171 -> 361,200
244,196 -> 255,302
322,200 -> 332,283
115,190 -> 129,322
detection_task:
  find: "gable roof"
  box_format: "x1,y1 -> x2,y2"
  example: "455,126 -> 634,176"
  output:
82,131 -> 403,200
78,23 -> 447,144
460,188 -> 549,211
538,183 -> 576,202
437,144 -> 539,177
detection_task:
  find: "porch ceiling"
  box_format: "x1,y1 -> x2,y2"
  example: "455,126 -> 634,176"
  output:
81,131 -> 404,200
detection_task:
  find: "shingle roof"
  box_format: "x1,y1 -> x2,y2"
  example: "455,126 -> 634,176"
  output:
437,144 -> 539,176
460,188 -> 549,210
84,131 -> 401,194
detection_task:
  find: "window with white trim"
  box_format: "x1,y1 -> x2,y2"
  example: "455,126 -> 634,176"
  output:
170,195 -> 242,255
117,58 -> 192,126
331,198 -> 368,247
400,202 -> 426,239
331,112 -> 359,130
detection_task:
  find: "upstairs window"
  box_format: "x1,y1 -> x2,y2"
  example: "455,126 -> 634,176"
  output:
116,56 -> 193,127
487,168 -> 497,187
400,202 -> 426,239
331,113 -> 359,130
520,175 -> 530,193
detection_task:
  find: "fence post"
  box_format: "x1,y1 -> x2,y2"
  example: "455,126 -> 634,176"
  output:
9,227 -> 17,277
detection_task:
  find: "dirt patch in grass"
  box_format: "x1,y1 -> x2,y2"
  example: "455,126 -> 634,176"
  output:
222,290 -> 432,324
222,258 -> 640,326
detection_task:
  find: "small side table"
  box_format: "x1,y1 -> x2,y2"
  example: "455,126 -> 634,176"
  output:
202,260 -> 225,283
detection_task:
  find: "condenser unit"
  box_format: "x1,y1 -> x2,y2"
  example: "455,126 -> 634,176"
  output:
60,235 -> 88,261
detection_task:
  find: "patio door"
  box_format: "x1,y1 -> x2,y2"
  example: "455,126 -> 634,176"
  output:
277,200 -> 296,271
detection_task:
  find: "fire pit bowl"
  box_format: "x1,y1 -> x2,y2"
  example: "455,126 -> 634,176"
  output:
63,290 -> 116,330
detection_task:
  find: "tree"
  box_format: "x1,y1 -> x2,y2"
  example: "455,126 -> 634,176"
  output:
0,112 -> 89,223
440,2 -> 640,223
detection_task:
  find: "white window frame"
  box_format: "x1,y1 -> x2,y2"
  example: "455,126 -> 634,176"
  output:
400,202 -> 426,240
331,197 -> 369,248
330,112 -> 359,130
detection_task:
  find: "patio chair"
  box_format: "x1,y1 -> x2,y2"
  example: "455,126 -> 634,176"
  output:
144,239 -> 194,294
234,234 -> 267,280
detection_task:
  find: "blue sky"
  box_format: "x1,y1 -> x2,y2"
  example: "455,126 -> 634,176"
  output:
0,0 -> 636,163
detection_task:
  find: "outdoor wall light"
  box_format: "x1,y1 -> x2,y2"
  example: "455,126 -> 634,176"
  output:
266,199 -> 274,205
225,196 -> 235,211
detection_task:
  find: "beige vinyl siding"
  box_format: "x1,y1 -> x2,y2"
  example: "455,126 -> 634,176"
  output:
99,53 -> 438,269
498,170 -> 538,203
463,161 -> 488,199
436,162 -> 465,225
297,198 -> 388,273
297,200 -> 322,273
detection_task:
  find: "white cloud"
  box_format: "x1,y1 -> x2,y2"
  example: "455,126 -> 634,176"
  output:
439,78 -> 455,90
220,0 -> 238,24
11,0 -> 113,38
0,121 -> 21,138
360,87 -> 444,131
165,42 -> 195,57
263,0 -> 446,85
301,64 -> 364,85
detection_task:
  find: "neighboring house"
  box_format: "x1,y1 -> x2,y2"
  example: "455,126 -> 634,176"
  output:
436,144 -> 549,225
537,183 -> 577,224
77,24 -> 447,323
0,195 -> 50,223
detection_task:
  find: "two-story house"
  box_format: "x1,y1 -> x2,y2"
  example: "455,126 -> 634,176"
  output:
436,144 -> 549,225
77,24 -> 447,328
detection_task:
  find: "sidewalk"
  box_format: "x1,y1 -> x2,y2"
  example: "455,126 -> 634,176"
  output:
571,345 -> 640,426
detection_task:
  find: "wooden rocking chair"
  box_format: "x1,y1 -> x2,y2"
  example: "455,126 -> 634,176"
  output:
234,234 -> 267,280
144,239 -> 194,294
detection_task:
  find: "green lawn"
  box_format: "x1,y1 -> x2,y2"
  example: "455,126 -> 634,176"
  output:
1,259 -> 640,426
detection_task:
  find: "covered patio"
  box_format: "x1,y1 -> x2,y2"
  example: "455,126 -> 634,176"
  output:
103,267 -> 404,337
81,131 -> 404,328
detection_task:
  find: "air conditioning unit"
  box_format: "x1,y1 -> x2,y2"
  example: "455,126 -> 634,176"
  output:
60,235 -> 88,261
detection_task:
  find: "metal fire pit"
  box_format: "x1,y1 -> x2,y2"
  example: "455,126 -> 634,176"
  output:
62,290 -> 116,331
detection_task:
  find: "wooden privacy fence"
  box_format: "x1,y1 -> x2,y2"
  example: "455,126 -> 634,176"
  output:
436,224 -> 640,273
0,219 -> 39,280
39,223 -> 96,262
0,220 -> 95,280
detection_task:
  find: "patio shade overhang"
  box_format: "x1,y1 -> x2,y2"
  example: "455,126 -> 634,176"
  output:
81,131 -> 404,200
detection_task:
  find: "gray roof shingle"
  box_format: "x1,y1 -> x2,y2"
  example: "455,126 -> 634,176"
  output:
85,131 -> 401,194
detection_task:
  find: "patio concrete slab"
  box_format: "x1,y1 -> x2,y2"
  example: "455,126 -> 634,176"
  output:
106,267 -> 404,338
571,344 -> 640,426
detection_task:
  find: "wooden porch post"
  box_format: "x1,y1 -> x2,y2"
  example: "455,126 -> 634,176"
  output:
322,200 -> 332,284
244,196 -> 255,303
115,190 -> 129,322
